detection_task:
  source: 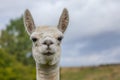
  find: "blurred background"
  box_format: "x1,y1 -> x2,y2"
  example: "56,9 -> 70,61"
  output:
0,0 -> 120,80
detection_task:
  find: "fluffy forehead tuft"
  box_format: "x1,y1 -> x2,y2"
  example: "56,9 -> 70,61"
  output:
33,26 -> 63,37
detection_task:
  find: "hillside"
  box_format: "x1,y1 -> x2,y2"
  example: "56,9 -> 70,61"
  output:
61,64 -> 120,80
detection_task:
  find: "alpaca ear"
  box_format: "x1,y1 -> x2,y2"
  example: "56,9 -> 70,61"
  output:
58,8 -> 69,33
23,9 -> 36,35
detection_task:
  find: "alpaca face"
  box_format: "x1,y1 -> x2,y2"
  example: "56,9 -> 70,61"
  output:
23,8 -> 69,65
31,26 -> 63,65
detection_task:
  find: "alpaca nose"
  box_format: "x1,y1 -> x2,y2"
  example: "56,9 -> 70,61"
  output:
43,40 -> 53,46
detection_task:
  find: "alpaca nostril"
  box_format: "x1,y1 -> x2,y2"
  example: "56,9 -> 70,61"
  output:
43,40 -> 53,46
32,38 -> 38,42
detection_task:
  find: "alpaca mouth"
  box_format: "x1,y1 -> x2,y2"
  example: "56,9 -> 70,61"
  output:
43,52 -> 54,56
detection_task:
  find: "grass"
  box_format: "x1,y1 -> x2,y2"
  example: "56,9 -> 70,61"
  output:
60,64 -> 120,80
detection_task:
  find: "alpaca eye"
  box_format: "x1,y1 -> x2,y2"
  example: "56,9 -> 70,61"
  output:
57,36 -> 63,41
32,38 -> 38,42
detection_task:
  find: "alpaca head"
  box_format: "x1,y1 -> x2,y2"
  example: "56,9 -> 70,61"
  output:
23,8 -> 69,66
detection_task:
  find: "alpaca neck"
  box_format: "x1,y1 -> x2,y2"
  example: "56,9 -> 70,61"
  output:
36,63 -> 59,80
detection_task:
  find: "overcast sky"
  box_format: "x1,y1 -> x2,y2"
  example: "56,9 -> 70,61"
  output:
0,0 -> 120,67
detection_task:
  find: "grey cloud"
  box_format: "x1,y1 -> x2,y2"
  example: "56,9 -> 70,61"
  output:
80,31 -> 120,53
65,0 -> 120,42
61,46 -> 120,66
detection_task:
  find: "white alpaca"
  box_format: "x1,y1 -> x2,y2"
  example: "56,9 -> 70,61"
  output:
23,8 -> 69,80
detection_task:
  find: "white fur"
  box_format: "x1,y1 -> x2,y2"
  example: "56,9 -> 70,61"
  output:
23,8 -> 69,80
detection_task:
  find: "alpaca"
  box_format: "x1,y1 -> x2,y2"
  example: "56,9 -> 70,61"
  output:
23,8 -> 69,80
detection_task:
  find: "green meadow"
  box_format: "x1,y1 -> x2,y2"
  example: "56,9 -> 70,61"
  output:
61,64 -> 120,80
